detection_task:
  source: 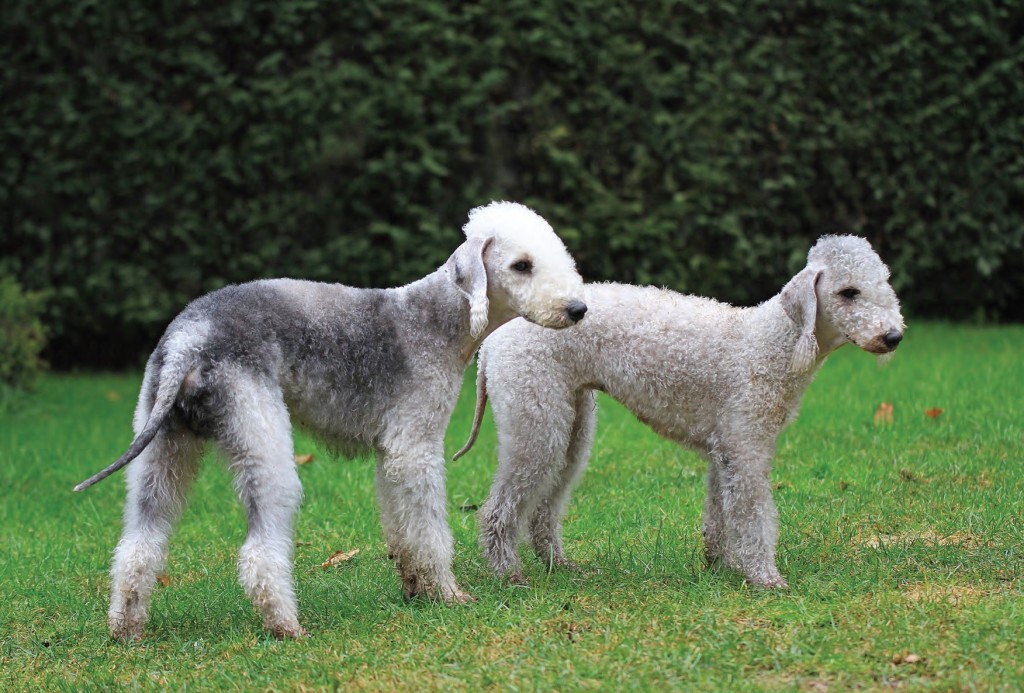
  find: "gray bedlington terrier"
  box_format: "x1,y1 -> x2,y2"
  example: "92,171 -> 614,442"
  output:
74,201 -> 587,640
455,235 -> 904,589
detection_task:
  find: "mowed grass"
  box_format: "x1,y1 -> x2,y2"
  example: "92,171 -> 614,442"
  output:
1,322 -> 1021,691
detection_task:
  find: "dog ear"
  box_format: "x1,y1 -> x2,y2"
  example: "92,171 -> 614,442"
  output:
446,236 -> 494,338
780,266 -> 823,374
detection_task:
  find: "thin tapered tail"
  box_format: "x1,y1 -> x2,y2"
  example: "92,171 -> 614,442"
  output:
73,360 -> 194,492
72,414 -> 169,491
452,358 -> 488,461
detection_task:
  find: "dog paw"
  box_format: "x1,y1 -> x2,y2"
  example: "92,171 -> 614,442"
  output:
402,575 -> 476,604
110,626 -> 143,642
272,624 -> 310,640
749,575 -> 789,589
508,572 -> 530,586
109,618 -> 144,642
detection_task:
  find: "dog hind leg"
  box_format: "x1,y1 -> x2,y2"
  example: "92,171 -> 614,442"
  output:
108,430 -> 203,640
218,375 -> 306,639
527,389 -> 597,572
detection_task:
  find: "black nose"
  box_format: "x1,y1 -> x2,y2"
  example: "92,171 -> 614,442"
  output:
566,301 -> 588,323
883,329 -> 903,349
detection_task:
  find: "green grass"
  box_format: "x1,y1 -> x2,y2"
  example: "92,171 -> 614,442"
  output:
2,322 -> 1022,690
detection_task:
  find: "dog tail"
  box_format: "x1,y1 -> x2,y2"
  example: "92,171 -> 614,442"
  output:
73,359 -> 195,492
452,353 -> 489,461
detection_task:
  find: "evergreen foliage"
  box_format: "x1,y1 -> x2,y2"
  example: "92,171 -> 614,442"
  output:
0,276 -> 47,402
2,0 -> 1021,367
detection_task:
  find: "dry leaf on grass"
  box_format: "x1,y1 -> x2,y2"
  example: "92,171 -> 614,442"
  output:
873,402 -> 894,425
156,574 -> 171,587
320,548 -> 360,569
294,453 -> 315,465
899,468 -> 924,483
924,407 -> 944,418
892,652 -> 922,665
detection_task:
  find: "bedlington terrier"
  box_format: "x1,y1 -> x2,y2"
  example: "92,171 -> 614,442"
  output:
74,201 -> 587,640
455,235 -> 904,589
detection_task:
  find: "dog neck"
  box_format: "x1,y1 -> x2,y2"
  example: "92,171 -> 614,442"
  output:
396,268 -> 516,366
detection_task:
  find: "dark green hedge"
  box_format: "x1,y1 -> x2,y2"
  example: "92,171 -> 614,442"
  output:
2,0 -> 1021,367
0,276 -> 47,397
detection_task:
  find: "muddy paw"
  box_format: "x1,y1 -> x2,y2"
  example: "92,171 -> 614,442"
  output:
273,624 -> 310,640
109,618 -> 144,642
508,572 -> 530,587
749,575 -> 789,590
110,626 -> 143,642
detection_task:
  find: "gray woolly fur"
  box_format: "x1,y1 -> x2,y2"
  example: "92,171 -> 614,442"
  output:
75,201 -> 586,640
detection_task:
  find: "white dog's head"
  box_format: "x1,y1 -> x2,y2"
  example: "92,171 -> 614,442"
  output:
445,201 -> 587,338
781,235 -> 905,373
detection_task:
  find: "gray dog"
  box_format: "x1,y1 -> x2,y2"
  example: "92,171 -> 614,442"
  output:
75,201 -> 587,639
456,235 -> 904,588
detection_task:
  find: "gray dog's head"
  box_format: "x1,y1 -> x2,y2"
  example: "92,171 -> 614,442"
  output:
782,235 -> 905,372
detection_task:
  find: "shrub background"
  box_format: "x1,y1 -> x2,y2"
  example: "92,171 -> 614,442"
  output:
2,0 -> 1021,368
0,276 -> 47,399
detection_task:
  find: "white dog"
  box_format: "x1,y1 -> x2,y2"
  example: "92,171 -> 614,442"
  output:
456,235 -> 904,588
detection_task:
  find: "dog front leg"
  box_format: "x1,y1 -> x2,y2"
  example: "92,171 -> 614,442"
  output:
376,446 -> 473,603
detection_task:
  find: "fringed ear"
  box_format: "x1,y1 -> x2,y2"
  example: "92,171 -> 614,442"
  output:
780,266 -> 823,374
445,236 -> 493,339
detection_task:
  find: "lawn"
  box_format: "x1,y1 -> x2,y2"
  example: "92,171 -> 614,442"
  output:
1,322 -> 1021,691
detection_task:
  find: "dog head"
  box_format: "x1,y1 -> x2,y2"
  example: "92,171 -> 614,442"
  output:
446,201 -> 587,339
782,235 -> 905,373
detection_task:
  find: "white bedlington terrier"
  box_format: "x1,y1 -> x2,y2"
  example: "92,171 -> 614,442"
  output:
74,201 -> 587,640
455,235 -> 904,589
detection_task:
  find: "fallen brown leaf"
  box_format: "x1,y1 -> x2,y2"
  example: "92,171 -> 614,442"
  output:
873,402 -> 894,425
924,408 -> 943,419
892,652 -> 922,665
294,453 -> 315,465
156,574 -> 171,587
899,468 -> 923,483
320,548 -> 360,569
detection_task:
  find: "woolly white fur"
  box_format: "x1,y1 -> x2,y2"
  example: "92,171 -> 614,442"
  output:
460,235 -> 905,588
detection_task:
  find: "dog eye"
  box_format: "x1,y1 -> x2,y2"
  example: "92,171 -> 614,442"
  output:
838,287 -> 860,299
511,260 -> 533,273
